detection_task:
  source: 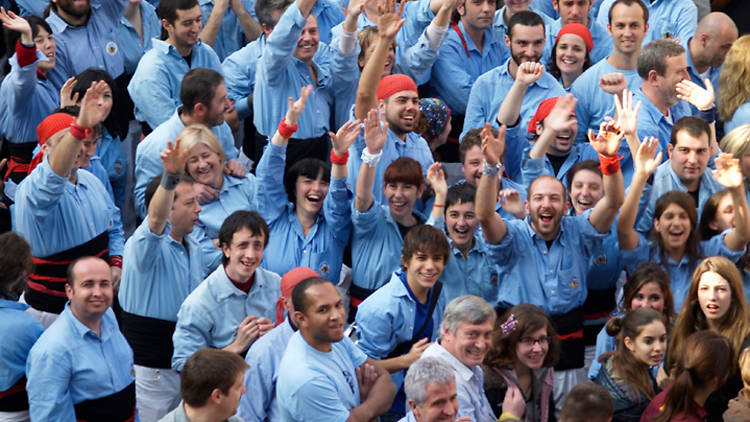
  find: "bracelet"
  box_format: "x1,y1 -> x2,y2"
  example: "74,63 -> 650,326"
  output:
482,159 -> 502,178
109,256 -> 123,269
361,147 -> 383,168
598,154 -> 622,176
161,171 -> 182,190
698,107 -> 716,124
498,412 -> 521,422
330,149 -> 349,165
278,117 -> 298,139
69,122 -> 93,140
432,203 -> 445,208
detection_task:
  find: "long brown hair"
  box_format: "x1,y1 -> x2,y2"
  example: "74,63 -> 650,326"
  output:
623,262 -> 675,326
602,308 -> 666,401
666,256 -> 750,374
484,304 -> 560,369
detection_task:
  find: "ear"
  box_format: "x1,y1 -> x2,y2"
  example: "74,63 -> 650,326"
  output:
552,0 -> 559,12
708,220 -> 720,231
161,18 -> 173,33
667,143 -> 674,160
401,254 -> 408,269
221,242 -> 231,260
210,388 -> 223,405
65,283 -> 73,300
378,99 -> 386,115
457,1 -> 466,16
193,102 -> 207,117
524,200 -> 530,215
647,69 -> 659,85
294,310 -> 307,327
417,184 -> 425,198
505,34 -> 511,50
624,336 -> 635,353
563,200 -> 570,215
262,23 -> 273,38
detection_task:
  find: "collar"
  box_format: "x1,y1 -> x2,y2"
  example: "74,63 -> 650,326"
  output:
47,2 -> 100,32
0,298 -> 29,311
213,265 -> 265,300
64,303 -> 112,340
152,38 -> 203,57
431,342 -> 476,381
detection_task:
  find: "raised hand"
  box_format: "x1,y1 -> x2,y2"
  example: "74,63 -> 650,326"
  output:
713,152 -> 743,189
364,108 -> 387,153
542,94 -> 577,134
285,84 -> 313,126
498,188 -> 524,218
0,7 -> 32,40
377,0 -> 406,39
426,162 -> 448,198
60,77 -> 79,109
634,136 -> 662,176
516,61 -> 544,85
614,88 -> 641,138
329,119 -> 363,156
676,78 -> 715,111
598,72 -> 627,96
77,80 -> 111,128
160,138 -> 188,174
481,123 -> 506,165
346,0 -> 366,18
588,118 -> 623,158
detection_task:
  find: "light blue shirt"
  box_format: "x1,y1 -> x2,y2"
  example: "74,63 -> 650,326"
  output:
96,127 -> 128,209
520,143 -> 600,189
311,0 -> 347,45
45,0 -> 129,89
329,0 -> 434,49
545,16 -> 613,65
725,101 -> 750,134
238,318 -> 295,422
462,58 -> 565,141
14,156 -> 124,257
256,143 -> 351,283
356,272 -> 445,390
530,0 -> 558,20
198,0 -> 256,61
26,306 -> 137,422
622,230 -> 743,310
682,37 -> 721,116
171,265 -> 281,371
119,219 -> 204,321
118,0 -> 161,74
253,3 -> 339,138
134,109 -> 238,218
82,155 -> 115,201
0,51 -> 59,144
222,34 -> 266,119
346,123 -> 434,206
421,342 -> 495,422
0,299 -> 43,391
430,22 -> 508,116
633,88 -> 693,154
15,0 -> 46,16
487,210 -> 609,315
596,0 -> 697,46
351,203 -> 426,291
277,332 -> 367,422
427,215 -> 502,305
492,6 -> 553,64
635,160 -> 723,236
128,38 -> 223,129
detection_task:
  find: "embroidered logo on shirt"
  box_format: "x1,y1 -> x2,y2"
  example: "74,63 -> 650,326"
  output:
595,254 -> 607,266
319,261 -> 330,275
490,271 -> 498,286
106,41 -> 118,55
571,278 -> 579,289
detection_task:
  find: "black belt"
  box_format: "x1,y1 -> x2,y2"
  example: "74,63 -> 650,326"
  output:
549,306 -> 585,371
120,310 -> 177,369
74,381 -> 136,422
0,376 -> 29,412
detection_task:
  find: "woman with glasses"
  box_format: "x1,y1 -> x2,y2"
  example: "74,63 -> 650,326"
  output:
482,304 -> 560,421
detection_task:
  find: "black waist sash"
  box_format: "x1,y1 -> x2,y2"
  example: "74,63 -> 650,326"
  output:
0,376 -> 28,412
120,310 -> 176,369
5,141 -> 37,184
349,283 -> 377,307
74,381 -> 136,422
550,306 -> 585,371
26,232 -> 109,314
583,286 -> 617,346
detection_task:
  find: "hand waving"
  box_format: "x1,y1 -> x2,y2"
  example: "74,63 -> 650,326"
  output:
329,119 -> 363,156
614,88 -> 641,138
542,94 -> 577,134
634,136 -> 662,176
676,78 -> 715,111
426,162 -> 448,198
285,85 -> 313,127
60,77 -> 79,109
713,153 -> 743,189
377,0 -> 406,39
588,118 -> 623,158
481,123 -> 506,165
160,138 -> 188,174
0,7 -> 32,38
364,108 -> 387,154
77,81 -> 111,128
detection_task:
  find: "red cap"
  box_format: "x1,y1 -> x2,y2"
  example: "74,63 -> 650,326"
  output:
377,74 -> 418,100
36,113 -> 75,146
555,23 -> 594,53
275,267 -> 321,326
527,97 -> 575,134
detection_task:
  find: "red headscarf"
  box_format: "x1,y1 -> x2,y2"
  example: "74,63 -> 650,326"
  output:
377,74 -> 418,100
275,267 -> 321,326
27,113 -> 76,175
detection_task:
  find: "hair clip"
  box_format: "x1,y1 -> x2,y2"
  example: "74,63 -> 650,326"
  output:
501,314 -> 518,335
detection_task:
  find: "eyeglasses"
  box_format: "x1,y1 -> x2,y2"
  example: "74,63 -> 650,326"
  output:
519,335 -> 551,347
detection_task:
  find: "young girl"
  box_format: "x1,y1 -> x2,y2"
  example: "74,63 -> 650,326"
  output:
593,308 -> 667,421
666,256 -> 750,420
724,347 -> 750,421
589,262 -> 675,379
641,331 -> 733,422
482,304 -> 560,422
546,23 -> 593,91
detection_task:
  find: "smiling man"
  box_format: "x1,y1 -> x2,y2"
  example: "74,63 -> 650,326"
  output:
401,357 -> 463,422
171,210 -> 281,372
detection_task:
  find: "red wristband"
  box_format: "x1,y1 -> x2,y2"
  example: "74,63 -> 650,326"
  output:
599,154 -> 622,175
109,256 -> 123,268
330,149 -> 349,165
69,122 -> 93,140
16,39 -> 37,68
278,118 -> 298,139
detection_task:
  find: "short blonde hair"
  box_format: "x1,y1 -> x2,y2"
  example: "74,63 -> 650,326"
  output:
719,35 -> 750,122
177,124 -> 226,166
719,124 -> 750,160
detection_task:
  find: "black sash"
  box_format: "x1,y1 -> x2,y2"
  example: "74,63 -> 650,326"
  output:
26,232 -> 109,314
387,283 -> 443,359
5,141 -> 36,184
73,381 -> 136,422
550,306 -> 585,371
120,310 -> 176,369
583,286 -> 616,346
0,376 -> 28,412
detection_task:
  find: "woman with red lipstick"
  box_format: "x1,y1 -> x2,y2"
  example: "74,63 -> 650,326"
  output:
593,308 -> 667,421
665,256 -> 750,421
482,304 -> 560,422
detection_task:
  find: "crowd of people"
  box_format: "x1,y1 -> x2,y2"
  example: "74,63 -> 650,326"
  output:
2,0 -> 750,420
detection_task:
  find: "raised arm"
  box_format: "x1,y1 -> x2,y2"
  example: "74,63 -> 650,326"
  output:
148,138 -> 188,236
713,153 -> 750,250
614,88 -> 642,159
676,78 -> 718,157
200,0 -> 230,46
496,62 -> 543,127
354,109 -> 387,211
329,119 -> 363,179
272,85 -> 313,148
476,123 -> 508,244
427,162 -> 448,220
587,119 -> 626,233
354,0 -> 405,120
231,0 -> 262,42
617,137 -> 661,250
527,94 -> 577,160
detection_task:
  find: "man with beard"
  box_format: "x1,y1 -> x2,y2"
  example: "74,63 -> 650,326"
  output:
128,0 -> 224,131
276,277 -> 396,422
475,108 -> 624,406
462,11 -> 564,148
44,0 -> 128,89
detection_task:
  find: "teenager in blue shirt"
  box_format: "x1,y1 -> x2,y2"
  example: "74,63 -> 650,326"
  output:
356,224 -> 450,419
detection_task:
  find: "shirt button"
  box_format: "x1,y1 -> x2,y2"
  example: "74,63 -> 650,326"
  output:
543,250 -> 547,254
549,269 -> 554,274
551,290 -> 555,294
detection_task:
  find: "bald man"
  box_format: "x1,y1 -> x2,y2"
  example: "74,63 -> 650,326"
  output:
683,12 -> 738,115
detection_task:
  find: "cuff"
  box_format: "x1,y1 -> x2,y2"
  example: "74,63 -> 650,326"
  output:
109,256 -> 123,268
16,39 -> 37,68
